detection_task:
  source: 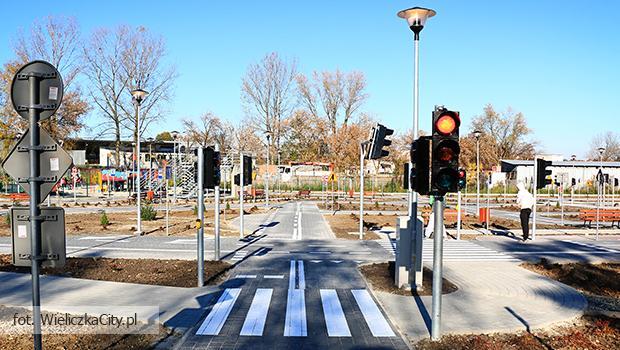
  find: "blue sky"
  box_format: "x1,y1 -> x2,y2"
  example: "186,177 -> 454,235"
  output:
1,1 -> 618,159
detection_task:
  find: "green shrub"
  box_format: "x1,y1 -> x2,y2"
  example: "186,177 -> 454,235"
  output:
225,201 -> 231,211
4,214 -> 10,226
141,204 -> 157,221
100,211 -> 109,227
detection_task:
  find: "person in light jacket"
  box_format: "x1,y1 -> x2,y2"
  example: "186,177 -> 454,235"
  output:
516,182 -> 535,241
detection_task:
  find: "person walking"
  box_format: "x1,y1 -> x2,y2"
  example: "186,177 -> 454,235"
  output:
516,182 -> 535,241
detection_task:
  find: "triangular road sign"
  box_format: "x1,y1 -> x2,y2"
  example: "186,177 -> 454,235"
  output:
2,128 -> 73,202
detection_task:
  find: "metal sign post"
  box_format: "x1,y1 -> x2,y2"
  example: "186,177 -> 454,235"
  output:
197,148 -> 205,287
214,144 -> 221,260
359,141 -> 369,240
3,60 -> 68,350
456,191 -> 461,240
239,152 -> 244,238
532,158 -> 538,240
431,195 -> 444,341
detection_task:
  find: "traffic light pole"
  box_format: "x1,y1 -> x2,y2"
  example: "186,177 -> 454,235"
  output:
214,144 -> 221,260
359,142 -> 367,240
431,195 -> 444,341
197,147 -> 205,287
532,158 -> 538,241
239,152 -> 244,238
28,74 -> 43,350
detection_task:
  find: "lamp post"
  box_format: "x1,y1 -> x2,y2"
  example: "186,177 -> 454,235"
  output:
398,6 -> 435,219
171,130 -> 179,203
265,130 -> 272,208
596,147 -> 605,240
147,137 -> 154,191
571,154 -> 576,203
398,6 -> 438,340
131,87 -> 148,235
474,130 -> 482,216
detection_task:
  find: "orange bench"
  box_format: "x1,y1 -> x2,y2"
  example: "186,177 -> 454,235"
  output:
297,190 -> 311,198
421,208 -> 465,223
579,209 -> 620,228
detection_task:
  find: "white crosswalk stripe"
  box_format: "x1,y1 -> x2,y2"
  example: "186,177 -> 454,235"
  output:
196,288 -> 395,338
378,239 -> 396,255
231,251 -> 248,261
422,240 -> 518,261
562,240 -> 620,253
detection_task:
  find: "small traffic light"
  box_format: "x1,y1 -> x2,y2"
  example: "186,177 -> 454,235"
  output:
431,106 -> 461,195
234,155 -> 253,186
458,168 -> 466,190
615,178 -> 619,187
604,173 -> 610,184
204,146 -> 221,189
571,178 -> 576,187
367,123 -> 394,160
535,158 -> 552,189
410,136 -> 431,195
403,163 -> 409,189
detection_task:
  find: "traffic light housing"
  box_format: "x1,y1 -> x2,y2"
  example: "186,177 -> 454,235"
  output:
367,123 -> 394,160
431,107 -> 461,195
458,168 -> 466,190
410,136 -> 431,195
203,146 -> 221,189
535,158 -> 552,189
234,155 -> 253,186
571,178 -> 576,187
403,163 -> 409,189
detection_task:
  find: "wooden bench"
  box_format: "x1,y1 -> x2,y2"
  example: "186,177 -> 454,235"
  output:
579,209 -> 620,228
420,208 -> 466,223
7,193 -> 29,201
297,190 -> 311,198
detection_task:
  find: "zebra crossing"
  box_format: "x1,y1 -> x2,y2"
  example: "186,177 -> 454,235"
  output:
230,250 -> 248,261
381,238 -> 518,261
562,239 -> 620,253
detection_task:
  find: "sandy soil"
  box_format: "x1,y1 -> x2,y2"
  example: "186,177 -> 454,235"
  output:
359,261 -> 457,296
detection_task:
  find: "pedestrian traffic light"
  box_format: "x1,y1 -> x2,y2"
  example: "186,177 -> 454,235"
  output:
367,123 -> 394,160
431,107 -> 460,195
458,168 -> 466,190
535,158 -> 552,189
410,136 -> 431,195
615,178 -> 619,187
403,163 -> 409,189
571,178 -> 576,187
203,146 -> 221,189
234,155 -> 253,186
604,173 -> 610,184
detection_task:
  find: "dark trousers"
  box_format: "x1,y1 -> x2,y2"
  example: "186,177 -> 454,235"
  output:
520,208 -> 532,240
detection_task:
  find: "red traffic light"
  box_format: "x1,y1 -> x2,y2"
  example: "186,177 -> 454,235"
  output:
435,111 -> 460,136
435,139 -> 460,162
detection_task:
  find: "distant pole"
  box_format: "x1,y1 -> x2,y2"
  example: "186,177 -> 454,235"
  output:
532,159 -> 538,240
456,191 -> 461,240
214,144 -> 221,260
474,131 -> 482,216
197,147 -> 205,286
240,152 -> 244,238
265,132 -> 271,208
359,142 -> 366,240
596,147 -> 605,240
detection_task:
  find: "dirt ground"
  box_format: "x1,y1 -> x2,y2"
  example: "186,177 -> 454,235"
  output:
0,331 -> 169,350
521,260 -> 620,298
323,213 -> 398,240
0,206 -> 265,237
359,261 -> 457,296
414,315 -> 620,350
0,254 -> 231,288
318,200 -> 407,212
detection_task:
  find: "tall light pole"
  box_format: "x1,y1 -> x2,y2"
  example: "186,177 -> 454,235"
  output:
398,7 -> 435,220
398,5 -> 435,287
597,147 -> 605,240
171,130 -> 179,203
474,130 -> 482,215
147,137 -> 154,191
131,87 -> 148,235
265,130 -> 272,207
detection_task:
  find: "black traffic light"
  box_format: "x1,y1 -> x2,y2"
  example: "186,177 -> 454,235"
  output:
571,178 -> 576,186
535,158 -> 552,189
431,107 -> 461,195
410,136 -> 431,195
403,163 -> 409,189
458,168 -> 466,190
234,155 -> 253,186
203,146 -> 221,189
367,123 -> 394,160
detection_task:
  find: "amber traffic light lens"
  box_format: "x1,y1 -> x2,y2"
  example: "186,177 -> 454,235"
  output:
436,115 -> 457,135
438,146 -> 456,162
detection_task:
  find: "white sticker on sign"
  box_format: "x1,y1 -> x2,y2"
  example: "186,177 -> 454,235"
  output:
49,86 -> 58,100
50,157 -> 59,172
17,225 -> 27,238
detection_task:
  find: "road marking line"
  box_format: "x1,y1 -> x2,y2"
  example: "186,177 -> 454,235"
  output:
320,289 -> 351,337
297,260 -> 305,290
235,275 -> 257,279
309,260 -> 322,263
289,260 -> 296,289
240,288 -> 273,336
349,251 -> 372,255
351,289 -> 395,337
284,289 -> 307,337
298,210 -> 302,240
331,260 -> 343,263
308,251 -> 332,254
196,288 -> 241,335
263,275 -> 284,279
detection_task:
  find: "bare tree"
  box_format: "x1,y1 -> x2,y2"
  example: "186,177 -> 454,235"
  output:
241,52 -> 297,162
182,112 -> 225,148
5,16 -> 90,144
296,69 -> 368,134
119,26 -> 177,156
587,132 -> 620,161
83,26 -> 131,166
468,104 -> 536,166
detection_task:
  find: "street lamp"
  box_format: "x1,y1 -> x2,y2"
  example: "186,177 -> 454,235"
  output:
171,130 -> 179,203
473,130 -> 482,216
147,137 -> 154,191
265,130 -> 272,207
397,6 -> 436,219
131,87 -> 148,235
